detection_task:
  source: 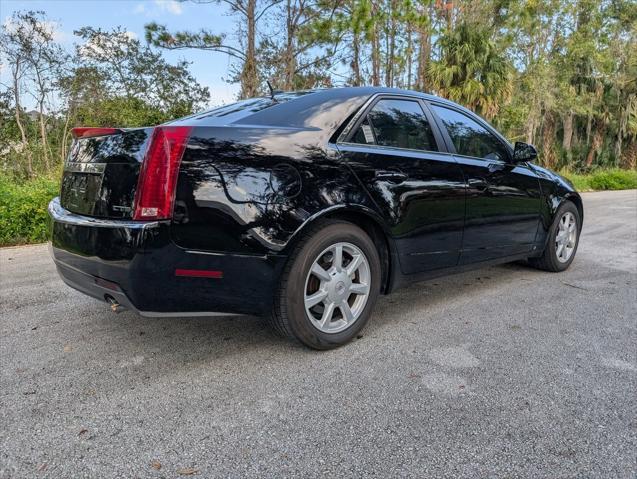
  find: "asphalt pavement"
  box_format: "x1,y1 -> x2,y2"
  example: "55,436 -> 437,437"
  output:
1,190 -> 636,478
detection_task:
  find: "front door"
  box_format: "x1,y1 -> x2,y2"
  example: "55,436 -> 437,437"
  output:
338,96 -> 466,274
429,104 -> 542,264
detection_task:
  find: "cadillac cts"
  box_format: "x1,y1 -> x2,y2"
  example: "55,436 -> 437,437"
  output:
49,87 -> 583,349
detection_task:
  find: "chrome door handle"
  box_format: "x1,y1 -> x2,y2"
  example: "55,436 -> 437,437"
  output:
375,170 -> 408,183
487,162 -> 506,173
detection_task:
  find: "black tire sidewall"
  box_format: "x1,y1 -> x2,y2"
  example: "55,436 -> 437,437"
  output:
283,223 -> 381,349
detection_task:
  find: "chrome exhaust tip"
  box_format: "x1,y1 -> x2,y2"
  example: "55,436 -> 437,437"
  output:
105,295 -> 126,314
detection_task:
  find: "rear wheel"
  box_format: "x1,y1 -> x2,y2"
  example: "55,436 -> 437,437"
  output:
271,220 -> 381,349
529,201 -> 581,272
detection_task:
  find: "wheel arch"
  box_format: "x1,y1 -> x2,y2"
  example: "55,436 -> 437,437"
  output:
282,205 -> 395,294
564,193 -> 584,228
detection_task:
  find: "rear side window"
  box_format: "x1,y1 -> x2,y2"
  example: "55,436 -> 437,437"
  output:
351,99 -> 438,152
431,105 -> 509,161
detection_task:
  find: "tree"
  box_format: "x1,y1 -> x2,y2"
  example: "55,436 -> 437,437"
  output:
429,21 -> 511,120
146,0 -> 281,98
69,26 -> 210,123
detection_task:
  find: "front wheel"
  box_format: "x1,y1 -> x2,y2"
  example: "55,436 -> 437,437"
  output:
271,220 -> 381,349
529,200 -> 581,272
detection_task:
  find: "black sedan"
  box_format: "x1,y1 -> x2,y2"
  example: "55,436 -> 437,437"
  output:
49,87 -> 583,349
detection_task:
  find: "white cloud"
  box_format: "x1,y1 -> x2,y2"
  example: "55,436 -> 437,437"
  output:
133,3 -> 146,14
154,0 -> 183,15
2,16 -> 69,43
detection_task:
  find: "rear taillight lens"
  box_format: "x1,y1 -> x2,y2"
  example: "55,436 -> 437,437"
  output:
71,127 -> 122,139
133,126 -> 192,221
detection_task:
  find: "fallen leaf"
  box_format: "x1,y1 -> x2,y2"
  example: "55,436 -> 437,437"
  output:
78,428 -> 88,436
177,467 -> 199,475
63,345 -> 72,353
151,460 -> 161,470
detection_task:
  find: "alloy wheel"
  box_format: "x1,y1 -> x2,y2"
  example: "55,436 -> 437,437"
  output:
304,242 -> 371,333
555,211 -> 577,263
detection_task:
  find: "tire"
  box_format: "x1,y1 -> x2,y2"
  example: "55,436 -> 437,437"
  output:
271,220 -> 381,350
529,200 -> 581,272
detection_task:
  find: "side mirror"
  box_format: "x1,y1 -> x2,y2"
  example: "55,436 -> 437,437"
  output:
512,141 -> 538,163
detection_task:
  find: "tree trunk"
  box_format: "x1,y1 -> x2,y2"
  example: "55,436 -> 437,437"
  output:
406,25 -> 412,89
585,121 -> 605,167
385,0 -> 397,88
621,140 -> 636,169
38,110 -> 49,170
60,110 -> 73,163
541,111 -> 556,169
416,23 -> 430,91
562,111 -> 573,151
525,105 -> 537,145
241,0 -> 259,98
12,60 -> 32,176
351,31 -> 361,86
370,4 -> 380,86
284,0 -> 295,90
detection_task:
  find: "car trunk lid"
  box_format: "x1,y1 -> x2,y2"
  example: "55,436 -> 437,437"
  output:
60,126 -> 191,220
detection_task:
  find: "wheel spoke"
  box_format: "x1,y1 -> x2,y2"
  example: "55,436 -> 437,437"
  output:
333,245 -> 343,271
350,282 -> 369,295
305,241 -> 372,333
555,212 -> 578,264
345,254 -> 363,276
320,301 -> 336,328
340,301 -> 354,322
305,290 -> 327,309
311,263 -> 331,282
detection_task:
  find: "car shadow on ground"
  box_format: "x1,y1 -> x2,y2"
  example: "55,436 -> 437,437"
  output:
89,260 -> 546,362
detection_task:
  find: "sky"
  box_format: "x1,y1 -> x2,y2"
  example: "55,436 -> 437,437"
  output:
1,0 -> 242,107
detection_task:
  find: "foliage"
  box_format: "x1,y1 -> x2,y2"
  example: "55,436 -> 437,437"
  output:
0,17 -> 210,180
0,3 -> 635,200
428,22 -> 511,120
561,169 -> 637,191
0,173 -> 59,245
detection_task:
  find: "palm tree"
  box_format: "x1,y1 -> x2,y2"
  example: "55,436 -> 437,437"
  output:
428,22 -> 511,120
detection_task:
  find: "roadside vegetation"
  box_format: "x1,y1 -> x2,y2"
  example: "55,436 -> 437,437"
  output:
1,2 -> 635,246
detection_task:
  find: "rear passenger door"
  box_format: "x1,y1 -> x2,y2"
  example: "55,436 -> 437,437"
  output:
337,96 -> 466,274
429,103 -> 542,264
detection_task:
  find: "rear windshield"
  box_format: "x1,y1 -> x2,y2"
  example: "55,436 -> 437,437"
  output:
170,90 -> 318,124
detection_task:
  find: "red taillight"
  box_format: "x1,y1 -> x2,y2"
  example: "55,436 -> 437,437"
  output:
133,126 -> 192,221
72,127 -> 122,139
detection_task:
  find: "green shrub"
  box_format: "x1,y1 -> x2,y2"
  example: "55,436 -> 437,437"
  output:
0,174 -> 60,246
560,169 -> 637,191
560,172 -> 591,191
587,169 -> 637,190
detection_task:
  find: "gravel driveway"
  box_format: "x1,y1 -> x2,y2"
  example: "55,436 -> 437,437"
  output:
1,190 -> 636,478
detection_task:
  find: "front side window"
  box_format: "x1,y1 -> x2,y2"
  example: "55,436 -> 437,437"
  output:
431,105 -> 509,161
351,99 -> 438,152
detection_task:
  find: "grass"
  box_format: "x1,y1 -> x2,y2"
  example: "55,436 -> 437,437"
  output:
0,174 -> 59,246
560,168 -> 637,192
0,168 -> 635,247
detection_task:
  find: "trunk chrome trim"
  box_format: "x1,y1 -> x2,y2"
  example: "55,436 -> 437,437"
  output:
63,162 -> 106,174
48,197 -> 161,229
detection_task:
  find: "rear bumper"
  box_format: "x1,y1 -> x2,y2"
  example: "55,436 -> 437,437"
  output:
48,197 -> 285,316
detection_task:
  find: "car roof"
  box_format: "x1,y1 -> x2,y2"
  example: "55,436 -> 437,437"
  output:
170,86 -> 482,138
